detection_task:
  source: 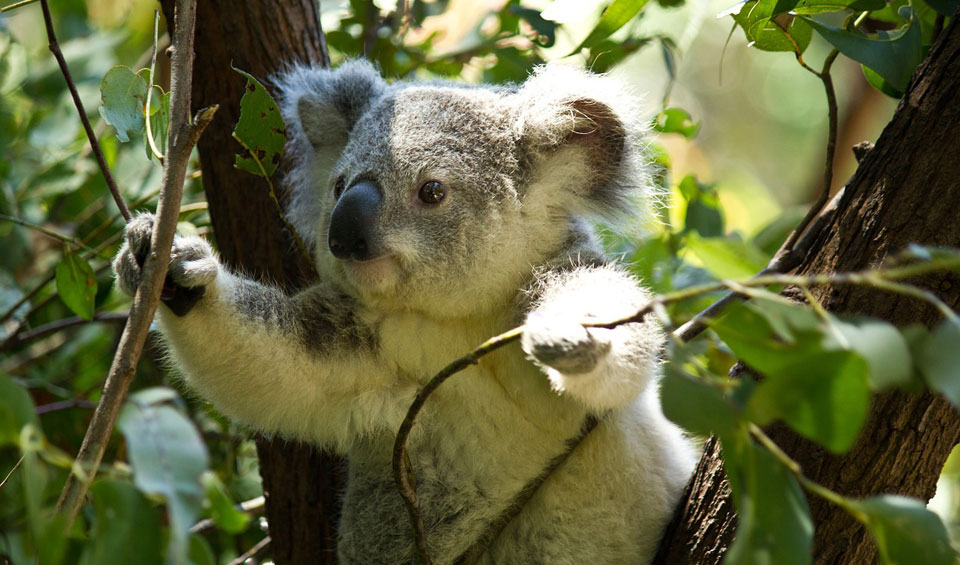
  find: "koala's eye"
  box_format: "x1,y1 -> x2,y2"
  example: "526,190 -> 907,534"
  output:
418,180 -> 446,204
333,177 -> 346,199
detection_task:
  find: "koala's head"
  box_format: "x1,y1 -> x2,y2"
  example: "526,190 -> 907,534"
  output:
276,60 -> 652,318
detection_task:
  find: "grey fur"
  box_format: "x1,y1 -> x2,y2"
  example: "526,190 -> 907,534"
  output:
112,61 -> 694,564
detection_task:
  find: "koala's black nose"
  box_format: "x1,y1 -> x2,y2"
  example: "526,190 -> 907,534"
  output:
328,181 -> 383,261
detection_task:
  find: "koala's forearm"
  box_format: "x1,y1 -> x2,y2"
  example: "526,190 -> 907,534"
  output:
156,269 -> 407,449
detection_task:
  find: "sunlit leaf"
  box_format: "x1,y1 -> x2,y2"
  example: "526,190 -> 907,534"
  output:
99,65 -> 148,143
786,0 -> 885,15
56,247 -> 97,321
733,0 -> 814,53
572,0 -> 651,53
831,318 -> 913,390
723,433 -> 813,565
232,67 -> 286,178
80,480 -> 164,565
850,495 -> 958,565
685,234 -> 769,280
118,388 -> 209,565
653,107 -> 700,138
804,13 -> 923,92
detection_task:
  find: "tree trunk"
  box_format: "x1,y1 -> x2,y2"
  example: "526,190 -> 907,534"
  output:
657,14 -> 960,564
158,2 -> 343,563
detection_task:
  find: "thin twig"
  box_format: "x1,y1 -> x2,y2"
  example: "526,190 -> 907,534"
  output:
38,0 -> 131,222
190,495 -> 266,534
779,48 -> 840,253
0,214 -> 99,255
227,536 -> 271,565
56,0 -> 215,527
392,252 -> 960,563
35,398 -> 97,415
0,456 -> 24,490
2,311 -> 128,351
0,0 -> 37,12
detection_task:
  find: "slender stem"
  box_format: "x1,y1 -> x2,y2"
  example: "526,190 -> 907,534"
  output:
0,0 -> 37,12
0,456 -> 24,490
2,311 -> 129,351
0,214 -> 98,255
56,0 -> 214,527
145,11 -> 165,162
38,0 -> 131,221
780,48 -> 840,253
227,537 -> 271,565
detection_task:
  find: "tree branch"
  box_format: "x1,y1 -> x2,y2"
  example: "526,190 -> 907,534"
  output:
55,0 -> 215,527
38,0 -> 131,222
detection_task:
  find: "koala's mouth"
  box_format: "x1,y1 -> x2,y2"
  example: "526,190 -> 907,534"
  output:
341,255 -> 400,287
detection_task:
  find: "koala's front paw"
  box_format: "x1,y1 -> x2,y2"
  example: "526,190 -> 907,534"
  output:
521,312 -> 611,375
112,213 -> 219,315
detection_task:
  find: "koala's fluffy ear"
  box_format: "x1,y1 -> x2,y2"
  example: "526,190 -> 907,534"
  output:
273,60 -> 386,249
275,59 -> 386,162
512,65 -> 651,221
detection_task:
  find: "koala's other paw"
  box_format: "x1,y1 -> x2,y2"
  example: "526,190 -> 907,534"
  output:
521,312 -> 611,375
113,213 -> 156,297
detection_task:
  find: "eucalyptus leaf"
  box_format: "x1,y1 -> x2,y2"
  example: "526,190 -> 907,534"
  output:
685,234 -> 769,280
99,66 -> 148,143
804,15 -> 923,92
118,388 -> 209,565
201,471 -> 251,534
733,0 -> 813,53
851,495 -> 957,565
830,317 -> 913,390
571,0 -> 651,53
723,433 -> 813,565
653,107 -> 700,138
56,247 -> 97,321
661,359 -> 740,439
80,480 -> 164,565
232,67 -> 286,178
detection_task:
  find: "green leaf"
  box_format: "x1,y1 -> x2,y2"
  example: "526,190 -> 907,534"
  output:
804,14 -> 923,92
511,6 -> 556,47
145,89 -> 170,161
56,247 -> 97,321
723,433 -> 813,565
99,66 -> 148,143
0,375 -> 38,446
661,358 -> 741,438
572,0 -> 651,53
685,234 -> 769,280
232,67 -> 286,178
188,535 -> 217,565
831,318 -> 913,390
80,480 -> 164,565
862,64 -> 904,99
850,495 -> 958,565
917,321 -> 960,410
733,0 -> 814,53
201,471 -> 251,534
118,387 -> 209,565
746,350 -> 870,453
653,107 -> 700,138
713,299 -> 871,453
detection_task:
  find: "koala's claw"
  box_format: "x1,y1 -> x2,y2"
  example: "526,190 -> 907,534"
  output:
112,213 -> 218,315
521,312 -> 611,375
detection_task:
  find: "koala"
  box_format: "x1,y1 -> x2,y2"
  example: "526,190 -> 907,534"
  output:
113,60 -> 696,564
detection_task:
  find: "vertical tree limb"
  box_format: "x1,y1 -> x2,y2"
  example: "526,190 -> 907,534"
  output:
56,0 -> 216,527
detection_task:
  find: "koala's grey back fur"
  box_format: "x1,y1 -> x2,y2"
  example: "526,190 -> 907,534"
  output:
114,59 -> 695,564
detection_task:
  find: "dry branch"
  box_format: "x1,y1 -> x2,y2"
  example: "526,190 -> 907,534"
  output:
55,0 -> 216,526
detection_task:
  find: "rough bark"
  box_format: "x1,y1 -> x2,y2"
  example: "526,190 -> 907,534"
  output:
656,14 -> 960,564
157,2 -> 343,563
